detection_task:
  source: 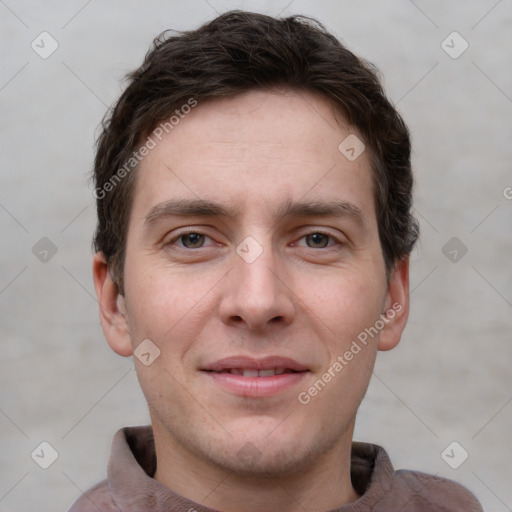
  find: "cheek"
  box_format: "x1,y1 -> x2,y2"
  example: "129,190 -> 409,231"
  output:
298,277 -> 381,416
124,269 -> 177,357
299,271 -> 385,341
125,263 -> 218,363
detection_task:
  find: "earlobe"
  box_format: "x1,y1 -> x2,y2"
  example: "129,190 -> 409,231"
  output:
92,252 -> 133,357
378,258 -> 410,352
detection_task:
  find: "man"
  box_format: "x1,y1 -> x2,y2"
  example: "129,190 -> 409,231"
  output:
70,10 -> 483,512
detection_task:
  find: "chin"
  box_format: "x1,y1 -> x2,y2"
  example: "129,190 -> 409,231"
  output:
199,429 -> 326,478
212,443 -> 315,478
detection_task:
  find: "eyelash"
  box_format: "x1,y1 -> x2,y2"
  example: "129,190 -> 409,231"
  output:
167,229 -> 342,250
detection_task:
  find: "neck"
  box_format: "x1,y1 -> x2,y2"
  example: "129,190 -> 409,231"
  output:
152,421 -> 359,512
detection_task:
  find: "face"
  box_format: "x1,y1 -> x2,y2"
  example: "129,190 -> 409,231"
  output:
94,89 -> 409,478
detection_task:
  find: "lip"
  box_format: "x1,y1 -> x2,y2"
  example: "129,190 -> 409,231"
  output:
201,356 -> 310,398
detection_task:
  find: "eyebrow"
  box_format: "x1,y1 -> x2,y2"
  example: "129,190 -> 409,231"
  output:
144,199 -> 238,225
277,199 -> 366,229
144,198 -> 367,230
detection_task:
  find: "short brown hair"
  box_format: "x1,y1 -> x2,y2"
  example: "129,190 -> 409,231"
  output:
93,10 -> 419,293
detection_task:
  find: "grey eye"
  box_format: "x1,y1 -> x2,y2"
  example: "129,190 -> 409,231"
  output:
180,233 -> 206,248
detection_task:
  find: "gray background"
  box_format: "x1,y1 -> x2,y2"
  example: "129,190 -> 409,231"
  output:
1,1 -> 511,510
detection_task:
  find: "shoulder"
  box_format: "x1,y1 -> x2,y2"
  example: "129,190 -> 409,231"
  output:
384,470 -> 483,512
67,479 -> 120,512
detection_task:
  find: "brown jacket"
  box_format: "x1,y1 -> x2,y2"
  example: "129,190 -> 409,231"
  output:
68,426 -> 483,512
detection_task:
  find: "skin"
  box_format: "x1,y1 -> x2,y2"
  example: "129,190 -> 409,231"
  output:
93,89 -> 409,512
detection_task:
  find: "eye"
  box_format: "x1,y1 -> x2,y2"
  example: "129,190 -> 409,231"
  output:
304,232 -> 331,248
173,231 -> 213,249
298,231 -> 338,249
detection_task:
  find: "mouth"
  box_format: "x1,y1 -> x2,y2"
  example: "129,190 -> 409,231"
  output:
201,356 -> 309,397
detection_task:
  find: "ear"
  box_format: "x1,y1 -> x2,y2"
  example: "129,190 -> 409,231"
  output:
92,252 -> 133,357
378,257 -> 410,352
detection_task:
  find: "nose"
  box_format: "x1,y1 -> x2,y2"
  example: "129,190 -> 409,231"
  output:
218,240 -> 295,332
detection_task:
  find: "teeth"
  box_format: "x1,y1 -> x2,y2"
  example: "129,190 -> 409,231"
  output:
225,368 -> 289,377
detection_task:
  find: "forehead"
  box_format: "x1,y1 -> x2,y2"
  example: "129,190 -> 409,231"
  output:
131,89 -> 376,225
